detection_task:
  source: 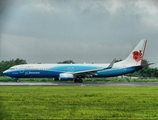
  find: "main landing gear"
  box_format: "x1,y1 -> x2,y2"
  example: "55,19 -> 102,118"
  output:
74,77 -> 83,83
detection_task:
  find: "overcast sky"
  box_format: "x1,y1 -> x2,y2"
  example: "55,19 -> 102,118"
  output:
0,0 -> 158,67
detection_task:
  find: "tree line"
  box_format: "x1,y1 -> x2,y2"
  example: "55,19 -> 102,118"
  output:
0,59 -> 157,78
132,67 -> 158,78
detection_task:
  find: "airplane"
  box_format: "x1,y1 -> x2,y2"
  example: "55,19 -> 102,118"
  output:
3,39 -> 150,83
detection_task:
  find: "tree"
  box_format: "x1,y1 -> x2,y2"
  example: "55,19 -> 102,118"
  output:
15,58 -> 27,65
141,59 -> 149,68
58,60 -> 75,64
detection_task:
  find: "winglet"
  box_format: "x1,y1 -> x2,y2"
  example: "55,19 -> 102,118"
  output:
104,59 -> 116,70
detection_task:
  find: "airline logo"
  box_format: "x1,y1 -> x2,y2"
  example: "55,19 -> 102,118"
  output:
133,50 -> 143,62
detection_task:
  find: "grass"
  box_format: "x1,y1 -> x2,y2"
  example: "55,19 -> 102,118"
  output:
1,86 -> 158,119
1,76 -> 158,82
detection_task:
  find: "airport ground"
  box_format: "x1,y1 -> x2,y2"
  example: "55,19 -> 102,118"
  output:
1,77 -> 158,119
1,86 -> 158,119
1,76 -> 158,83
1,76 -> 158,87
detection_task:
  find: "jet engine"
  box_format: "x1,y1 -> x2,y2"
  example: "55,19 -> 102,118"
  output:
59,73 -> 74,80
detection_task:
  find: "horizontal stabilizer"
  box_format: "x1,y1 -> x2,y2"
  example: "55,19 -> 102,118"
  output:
141,63 -> 154,67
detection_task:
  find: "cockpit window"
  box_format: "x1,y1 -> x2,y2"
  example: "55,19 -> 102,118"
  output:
9,67 -> 17,70
10,68 -> 15,70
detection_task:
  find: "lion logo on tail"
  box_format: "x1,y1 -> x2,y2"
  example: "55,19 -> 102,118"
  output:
133,50 -> 143,62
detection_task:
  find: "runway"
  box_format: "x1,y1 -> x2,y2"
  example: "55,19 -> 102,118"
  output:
1,82 -> 158,86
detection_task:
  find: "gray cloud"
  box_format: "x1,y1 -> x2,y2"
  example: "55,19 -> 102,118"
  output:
0,0 -> 158,67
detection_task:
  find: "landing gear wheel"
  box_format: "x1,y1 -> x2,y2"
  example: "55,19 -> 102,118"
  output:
12,77 -> 19,82
16,80 -> 20,83
54,78 -> 59,81
74,79 -> 78,83
74,78 -> 83,83
79,78 -> 83,83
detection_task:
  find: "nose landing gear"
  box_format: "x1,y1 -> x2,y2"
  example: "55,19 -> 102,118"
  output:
12,77 -> 19,82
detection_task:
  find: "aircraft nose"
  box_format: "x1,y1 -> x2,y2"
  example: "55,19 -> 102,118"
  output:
3,70 -> 9,76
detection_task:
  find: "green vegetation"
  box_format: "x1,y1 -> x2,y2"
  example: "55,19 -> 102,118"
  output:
0,76 -> 55,82
1,86 -> 158,119
57,60 -> 75,64
1,76 -> 158,82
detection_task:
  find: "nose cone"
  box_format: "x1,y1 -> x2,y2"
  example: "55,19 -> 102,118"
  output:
3,70 -> 9,76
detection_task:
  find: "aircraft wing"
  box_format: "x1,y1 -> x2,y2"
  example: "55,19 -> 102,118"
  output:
72,59 -> 116,77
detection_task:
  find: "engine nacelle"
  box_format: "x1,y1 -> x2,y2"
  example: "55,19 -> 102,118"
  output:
59,73 -> 74,80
